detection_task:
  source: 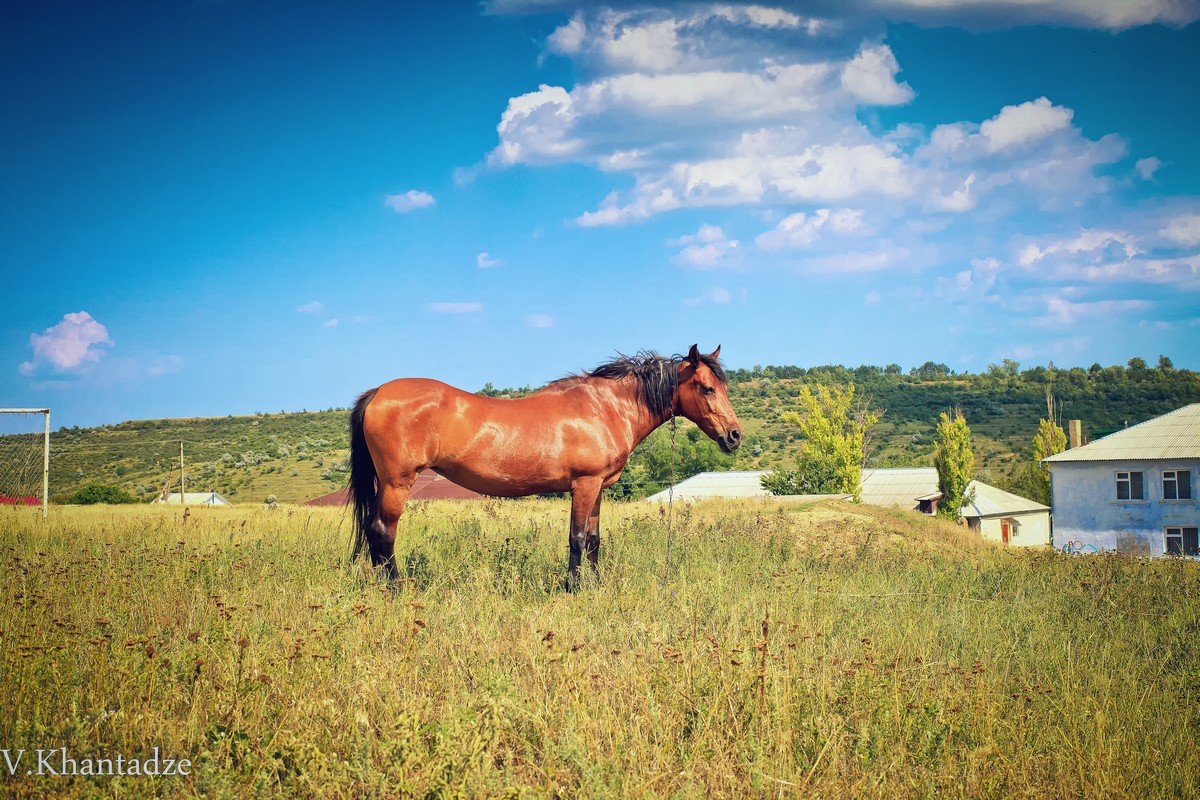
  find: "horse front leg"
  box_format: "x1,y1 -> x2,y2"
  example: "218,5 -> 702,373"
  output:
566,479 -> 602,593
585,492 -> 602,577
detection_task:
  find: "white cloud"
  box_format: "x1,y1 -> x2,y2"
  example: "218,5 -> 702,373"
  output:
488,85 -> 581,167
1038,296 -> 1153,327
864,291 -> 881,306
524,313 -> 556,328
384,190 -> 436,213
683,287 -> 733,306
841,44 -> 914,106
428,302 -> 483,314
670,224 -> 739,268
979,97 -> 1073,154
477,252 -> 503,268
19,311 -> 113,376
296,300 -> 324,314
1135,157 -> 1162,181
1017,229 -> 1141,267
867,0 -> 1199,31
756,208 -> 866,251
547,13 -> 586,54
1161,214 -> 1200,247
146,355 -> 184,377
323,318 -> 339,328
601,18 -> 683,72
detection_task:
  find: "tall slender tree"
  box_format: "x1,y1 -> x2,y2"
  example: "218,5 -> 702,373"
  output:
1030,388 -> 1067,505
933,407 -> 974,519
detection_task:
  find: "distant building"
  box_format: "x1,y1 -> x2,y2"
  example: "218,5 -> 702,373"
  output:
961,480 -> 1050,547
305,470 -> 482,506
1044,404 -> 1199,557
152,492 -> 231,506
859,467 -> 941,513
646,467 -> 941,514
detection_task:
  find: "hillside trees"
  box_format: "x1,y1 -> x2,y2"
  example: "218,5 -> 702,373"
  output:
69,484 -> 137,505
933,408 -> 974,519
762,384 -> 879,499
608,423 -> 737,499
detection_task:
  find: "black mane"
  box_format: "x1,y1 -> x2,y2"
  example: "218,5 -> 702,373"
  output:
579,350 -> 727,419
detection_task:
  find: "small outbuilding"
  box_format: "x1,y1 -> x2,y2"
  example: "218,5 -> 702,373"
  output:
961,480 -> 1051,547
646,467 -> 941,513
152,492 -> 231,506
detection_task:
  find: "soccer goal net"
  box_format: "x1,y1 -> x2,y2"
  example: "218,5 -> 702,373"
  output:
0,409 -> 49,516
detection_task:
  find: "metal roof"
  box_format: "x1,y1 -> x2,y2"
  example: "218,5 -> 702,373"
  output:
152,492 -> 231,506
1043,403 -> 1200,463
646,466 -> 939,509
859,467 -> 939,508
645,471 -> 771,501
962,480 -> 1048,517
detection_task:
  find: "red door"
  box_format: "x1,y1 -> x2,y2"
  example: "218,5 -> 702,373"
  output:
1001,520 -> 1012,545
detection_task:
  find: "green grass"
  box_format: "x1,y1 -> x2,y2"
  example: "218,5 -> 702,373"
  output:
2,500 -> 1198,798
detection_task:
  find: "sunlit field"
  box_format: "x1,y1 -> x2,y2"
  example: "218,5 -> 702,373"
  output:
2,500 -> 1198,798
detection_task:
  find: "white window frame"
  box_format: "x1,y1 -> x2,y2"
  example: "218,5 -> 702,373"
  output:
1115,470 -> 1145,501
1165,526 -> 1199,557
1162,469 -> 1192,502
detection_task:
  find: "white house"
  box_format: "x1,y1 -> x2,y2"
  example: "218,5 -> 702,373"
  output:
152,492 -> 231,506
1043,404 -> 1199,557
961,480 -> 1051,548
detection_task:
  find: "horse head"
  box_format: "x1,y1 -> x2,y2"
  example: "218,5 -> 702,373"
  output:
676,344 -> 742,453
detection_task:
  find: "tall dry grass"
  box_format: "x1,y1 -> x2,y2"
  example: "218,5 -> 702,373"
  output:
1,499 -> 1197,798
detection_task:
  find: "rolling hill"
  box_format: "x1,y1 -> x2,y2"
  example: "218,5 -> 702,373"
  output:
26,359 -> 1200,504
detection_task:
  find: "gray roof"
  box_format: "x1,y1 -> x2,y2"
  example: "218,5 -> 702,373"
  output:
152,492 -> 231,506
859,467 -> 939,508
962,480 -> 1048,518
646,471 -> 770,501
1043,403 -> 1200,463
646,466 -> 938,509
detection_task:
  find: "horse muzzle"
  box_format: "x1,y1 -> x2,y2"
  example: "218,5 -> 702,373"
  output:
718,427 -> 742,453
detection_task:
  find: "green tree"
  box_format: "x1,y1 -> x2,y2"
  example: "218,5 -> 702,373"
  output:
933,408 -> 974,519
1029,391 -> 1067,505
608,423 -> 733,499
69,484 -> 137,505
763,384 -> 878,500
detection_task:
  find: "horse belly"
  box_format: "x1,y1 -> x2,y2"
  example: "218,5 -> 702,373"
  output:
435,416 -> 617,497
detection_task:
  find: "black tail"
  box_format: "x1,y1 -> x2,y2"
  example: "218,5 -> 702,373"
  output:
348,387 -> 379,563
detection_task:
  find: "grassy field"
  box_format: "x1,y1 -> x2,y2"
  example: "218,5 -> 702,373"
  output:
2,500 -> 1198,798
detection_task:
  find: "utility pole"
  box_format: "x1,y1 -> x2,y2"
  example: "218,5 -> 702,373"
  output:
180,440 -> 186,509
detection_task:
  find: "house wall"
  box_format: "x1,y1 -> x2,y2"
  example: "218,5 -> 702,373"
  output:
1049,459 -> 1200,556
977,511 -> 1051,547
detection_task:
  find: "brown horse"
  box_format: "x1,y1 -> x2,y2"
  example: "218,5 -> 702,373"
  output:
348,345 -> 741,589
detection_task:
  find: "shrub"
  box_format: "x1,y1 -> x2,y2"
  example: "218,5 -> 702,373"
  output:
69,484 -> 137,505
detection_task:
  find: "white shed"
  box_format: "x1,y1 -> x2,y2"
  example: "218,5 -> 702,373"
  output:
961,480 -> 1050,547
152,492 -> 231,506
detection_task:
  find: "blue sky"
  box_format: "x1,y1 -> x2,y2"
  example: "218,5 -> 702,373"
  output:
2,0 -> 1198,427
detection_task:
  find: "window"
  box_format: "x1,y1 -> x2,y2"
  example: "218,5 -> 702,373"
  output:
1165,527 -> 1199,556
1163,470 -> 1192,501
1116,471 -> 1144,500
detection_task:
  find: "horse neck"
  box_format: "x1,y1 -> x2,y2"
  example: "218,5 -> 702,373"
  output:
603,374 -> 676,450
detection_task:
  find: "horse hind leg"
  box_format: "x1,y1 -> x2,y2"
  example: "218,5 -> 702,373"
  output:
368,475 -> 415,581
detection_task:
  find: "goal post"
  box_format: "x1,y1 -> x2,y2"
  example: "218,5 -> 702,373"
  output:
0,408 -> 50,518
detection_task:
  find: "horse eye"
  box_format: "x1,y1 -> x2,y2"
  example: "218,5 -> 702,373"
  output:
700,386 -> 715,395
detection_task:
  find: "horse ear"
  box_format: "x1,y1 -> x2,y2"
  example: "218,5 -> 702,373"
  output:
687,344 -> 700,367
710,345 -> 721,359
